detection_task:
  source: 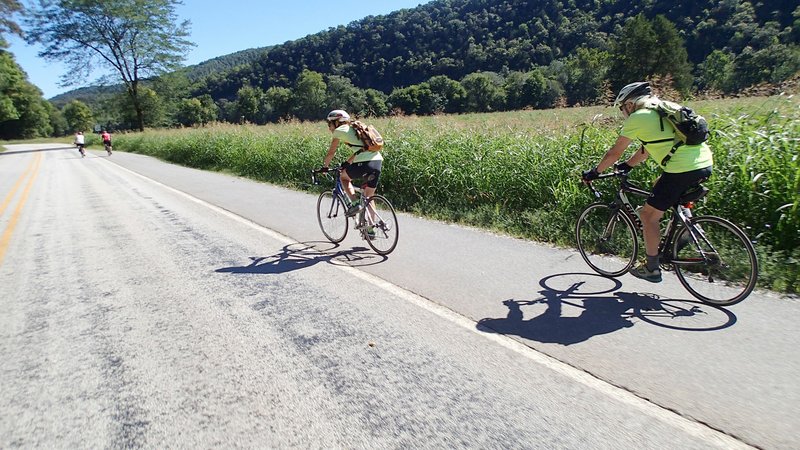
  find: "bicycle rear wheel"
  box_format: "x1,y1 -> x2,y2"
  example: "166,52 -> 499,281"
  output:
576,203 -> 638,277
672,215 -> 758,306
317,191 -> 348,243
363,195 -> 398,255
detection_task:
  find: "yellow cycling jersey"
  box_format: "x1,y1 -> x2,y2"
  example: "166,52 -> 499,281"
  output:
621,108 -> 712,173
333,124 -> 383,164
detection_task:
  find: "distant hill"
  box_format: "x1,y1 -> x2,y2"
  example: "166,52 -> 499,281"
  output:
193,0 -> 798,99
51,0 -> 798,108
181,47 -> 271,81
49,46 -> 271,105
49,84 -> 123,108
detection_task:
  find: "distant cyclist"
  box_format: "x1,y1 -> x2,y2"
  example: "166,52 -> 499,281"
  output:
320,109 -> 384,217
101,130 -> 112,155
74,131 -> 86,157
581,81 -> 713,283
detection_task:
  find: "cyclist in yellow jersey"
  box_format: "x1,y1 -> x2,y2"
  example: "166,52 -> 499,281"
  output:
321,109 -> 384,217
582,82 -> 713,282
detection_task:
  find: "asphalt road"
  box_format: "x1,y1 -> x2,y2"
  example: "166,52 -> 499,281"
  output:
1,144 -> 797,448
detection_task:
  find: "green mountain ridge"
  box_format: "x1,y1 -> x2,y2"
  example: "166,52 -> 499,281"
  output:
49,0 -> 799,112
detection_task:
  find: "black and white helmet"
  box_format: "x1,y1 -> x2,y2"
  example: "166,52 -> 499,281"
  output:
326,109 -> 351,123
613,82 -> 652,107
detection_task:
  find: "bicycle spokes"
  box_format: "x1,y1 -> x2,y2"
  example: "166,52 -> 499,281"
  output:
363,195 -> 399,255
672,216 -> 757,306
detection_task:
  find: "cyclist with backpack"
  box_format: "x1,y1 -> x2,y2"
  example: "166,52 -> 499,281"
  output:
581,81 -> 713,283
320,109 -> 384,217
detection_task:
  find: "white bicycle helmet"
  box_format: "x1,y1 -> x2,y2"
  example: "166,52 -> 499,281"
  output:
613,82 -> 652,107
326,109 -> 351,123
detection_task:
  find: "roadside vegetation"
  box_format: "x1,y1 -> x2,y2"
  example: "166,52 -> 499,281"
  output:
108,95 -> 799,293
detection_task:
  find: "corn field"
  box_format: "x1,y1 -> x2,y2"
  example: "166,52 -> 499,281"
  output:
111,95 -> 800,293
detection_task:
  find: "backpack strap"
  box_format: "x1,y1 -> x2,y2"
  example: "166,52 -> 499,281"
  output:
344,142 -> 367,156
659,142 -> 684,167
640,106 -> 678,165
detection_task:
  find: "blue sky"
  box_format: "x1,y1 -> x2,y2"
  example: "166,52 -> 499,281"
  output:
5,0 -> 433,99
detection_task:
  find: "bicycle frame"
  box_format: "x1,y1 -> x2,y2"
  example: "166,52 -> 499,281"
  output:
586,171 -> 716,267
312,166 -> 372,230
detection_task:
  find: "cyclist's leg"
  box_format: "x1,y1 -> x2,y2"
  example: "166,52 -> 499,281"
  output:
339,168 -> 357,202
639,204 -> 665,258
640,168 -> 713,271
360,160 -> 383,224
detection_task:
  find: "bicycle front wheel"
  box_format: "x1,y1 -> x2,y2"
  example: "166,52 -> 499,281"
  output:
576,203 -> 638,277
672,215 -> 758,306
363,195 -> 399,255
317,191 -> 348,243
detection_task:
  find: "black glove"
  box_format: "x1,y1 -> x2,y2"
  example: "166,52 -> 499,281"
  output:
615,162 -> 633,174
582,167 -> 599,182
319,166 -> 329,173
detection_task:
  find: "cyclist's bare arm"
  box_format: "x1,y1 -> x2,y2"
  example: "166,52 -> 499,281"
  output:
626,146 -> 649,167
323,138 -> 340,167
596,135 -> 633,172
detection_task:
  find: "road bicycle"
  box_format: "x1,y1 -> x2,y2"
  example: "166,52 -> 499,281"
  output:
104,142 -> 113,156
311,166 -> 399,255
576,168 -> 758,306
76,143 -> 85,158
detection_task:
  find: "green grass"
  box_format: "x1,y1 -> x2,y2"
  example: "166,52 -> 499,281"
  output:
96,96 -> 800,293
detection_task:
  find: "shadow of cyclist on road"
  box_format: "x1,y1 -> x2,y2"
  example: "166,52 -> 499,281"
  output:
477,273 -> 735,345
215,241 -> 385,275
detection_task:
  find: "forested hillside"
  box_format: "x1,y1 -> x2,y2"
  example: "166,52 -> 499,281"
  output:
5,0 -> 799,135
196,0 -> 798,99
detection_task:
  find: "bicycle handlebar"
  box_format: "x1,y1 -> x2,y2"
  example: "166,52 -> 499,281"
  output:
583,169 -> 653,201
310,165 -> 345,185
583,170 -> 627,198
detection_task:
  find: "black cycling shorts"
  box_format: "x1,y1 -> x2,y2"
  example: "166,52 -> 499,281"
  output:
344,160 -> 382,188
647,166 -> 713,211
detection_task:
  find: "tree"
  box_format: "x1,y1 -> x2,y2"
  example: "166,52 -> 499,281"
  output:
291,69 -> 327,121
608,14 -> 693,94
461,72 -> 506,113
0,49 -> 23,122
62,99 -> 93,132
326,75 -> 367,117
25,0 -> 193,131
608,14 -> 659,91
699,50 -> 734,92
651,15 -> 693,93
387,83 -> 437,115
427,75 -> 466,113
0,0 -> 23,48
45,101 -> 68,136
263,86 -> 292,122
363,89 -> 388,117
235,85 -> 263,124
563,48 -> 610,106
0,49 -> 52,139
115,87 -> 165,128
176,95 -> 216,126
151,70 -> 193,126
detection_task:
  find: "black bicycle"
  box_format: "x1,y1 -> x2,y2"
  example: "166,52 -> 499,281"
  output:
576,169 -> 758,306
311,166 -> 399,255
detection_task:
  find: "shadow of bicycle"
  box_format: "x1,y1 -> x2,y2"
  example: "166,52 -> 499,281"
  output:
477,272 -> 737,346
215,241 -> 387,275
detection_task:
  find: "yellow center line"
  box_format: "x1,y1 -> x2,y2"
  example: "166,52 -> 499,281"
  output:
0,153 -> 39,218
0,153 -> 43,267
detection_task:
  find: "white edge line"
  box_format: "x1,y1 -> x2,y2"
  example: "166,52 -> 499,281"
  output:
107,159 -> 753,450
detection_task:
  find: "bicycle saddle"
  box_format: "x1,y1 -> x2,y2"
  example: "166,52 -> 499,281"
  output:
678,185 -> 709,204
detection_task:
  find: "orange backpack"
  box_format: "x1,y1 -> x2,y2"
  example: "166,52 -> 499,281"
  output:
350,120 -> 384,152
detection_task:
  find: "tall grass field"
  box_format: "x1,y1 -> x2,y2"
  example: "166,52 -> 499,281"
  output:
110,95 -> 800,293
